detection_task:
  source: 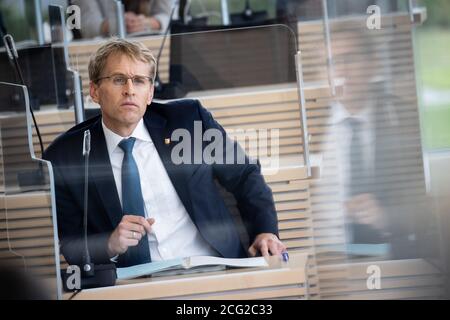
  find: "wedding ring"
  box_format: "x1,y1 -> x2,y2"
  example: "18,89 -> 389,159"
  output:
132,231 -> 136,239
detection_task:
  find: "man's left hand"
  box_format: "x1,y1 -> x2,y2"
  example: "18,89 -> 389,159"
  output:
248,233 -> 286,257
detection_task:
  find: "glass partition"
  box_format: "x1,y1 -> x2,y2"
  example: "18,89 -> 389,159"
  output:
49,4 -> 84,121
326,0 -> 410,18
71,0 -> 126,40
291,0 -> 445,299
56,2 -> 446,298
70,24 -> 317,276
0,81 -> 62,299
0,0 -> 41,45
167,24 -> 297,94
0,43 -> 62,110
317,0 -> 440,263
180,0 -> 283,27
414,0 -> 450,298
0,41 -> 79,160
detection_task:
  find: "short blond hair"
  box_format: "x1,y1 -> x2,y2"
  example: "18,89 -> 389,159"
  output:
88,38 -> 157,84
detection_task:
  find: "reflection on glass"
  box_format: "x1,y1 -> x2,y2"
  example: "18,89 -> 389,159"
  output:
0,44 -> 71,110
287,1 -> 446,299
326,0 -> 409,18
69,0 -> 174,39
321,11 -> 440,263
0,0 -> 441,299
168,24 -> 297,95
0,0 -> 38,43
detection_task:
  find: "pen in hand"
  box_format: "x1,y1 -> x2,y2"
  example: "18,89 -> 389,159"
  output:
282,250 -> 289,262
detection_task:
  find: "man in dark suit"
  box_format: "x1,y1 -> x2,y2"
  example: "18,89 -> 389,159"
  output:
43,38 -> 286,268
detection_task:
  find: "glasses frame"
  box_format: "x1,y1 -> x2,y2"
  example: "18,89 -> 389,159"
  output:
95,73 -> 154,87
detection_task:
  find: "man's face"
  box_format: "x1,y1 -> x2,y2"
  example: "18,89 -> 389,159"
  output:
90,53 -> 154,134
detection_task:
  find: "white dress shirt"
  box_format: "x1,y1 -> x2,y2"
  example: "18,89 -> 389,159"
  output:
329,102 -> 377,244
102,119 -> 219,261
330,101 -> 376,200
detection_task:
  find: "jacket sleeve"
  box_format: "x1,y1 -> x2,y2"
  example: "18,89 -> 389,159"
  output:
195,100 -> 279,243
44,147 -> 112,266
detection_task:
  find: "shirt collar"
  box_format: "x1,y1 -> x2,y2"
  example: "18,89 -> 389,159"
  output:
330,101 -> 373,126
102,118 -> 152,157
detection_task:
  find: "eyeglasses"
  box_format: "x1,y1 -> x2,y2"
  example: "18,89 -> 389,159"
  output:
96,74 -> 153,87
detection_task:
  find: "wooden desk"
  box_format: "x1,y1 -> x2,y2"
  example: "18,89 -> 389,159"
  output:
64,253 -> 309,300
318,258 -> 445,300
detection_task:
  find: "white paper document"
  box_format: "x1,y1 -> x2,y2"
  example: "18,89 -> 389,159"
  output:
117,256 -> 268,280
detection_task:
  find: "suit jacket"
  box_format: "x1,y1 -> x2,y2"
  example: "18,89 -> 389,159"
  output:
43,99 -> 278,267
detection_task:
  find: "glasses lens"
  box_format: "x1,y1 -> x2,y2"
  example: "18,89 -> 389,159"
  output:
132,76 -> 148,86
112,75 -> 127,86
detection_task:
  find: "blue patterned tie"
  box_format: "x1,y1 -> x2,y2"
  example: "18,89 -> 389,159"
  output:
119,137 -> 151,265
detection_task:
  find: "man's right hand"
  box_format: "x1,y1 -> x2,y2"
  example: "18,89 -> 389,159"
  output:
107,215 -> 155,257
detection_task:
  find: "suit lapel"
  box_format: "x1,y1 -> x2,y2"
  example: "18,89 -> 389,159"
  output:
143,109 -> 195,217
88,108 -> 197,228
89,118 -> 123,227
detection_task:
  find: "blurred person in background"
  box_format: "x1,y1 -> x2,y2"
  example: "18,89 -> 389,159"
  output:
72,0 -> 174,39
324,29 -> 437,260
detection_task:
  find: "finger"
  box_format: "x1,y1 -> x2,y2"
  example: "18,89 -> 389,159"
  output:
123,215 -> 144,223
123,216 -> 152,235
268,241 -> 281,256
127,230 -> 142,241
136,216 -> 153,235
123,238 -> 139,247
124,221 -> 146,236
118,236 -> 138,251
145,218 -> 155,233
142,218 -> 155,234
248,245 -> 257,257
259,241 -> 269,257
124,215 -> 149,227
279,242 -> 287,253
120,221 -> 145,237
118,223 -> 132,237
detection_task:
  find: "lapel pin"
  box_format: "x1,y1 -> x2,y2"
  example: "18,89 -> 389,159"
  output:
164,138 -> 171,145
